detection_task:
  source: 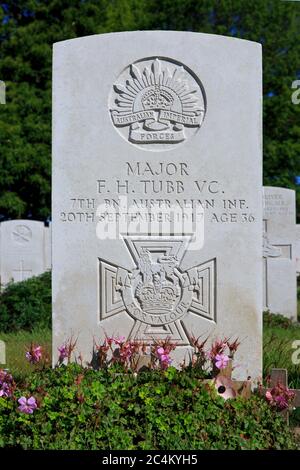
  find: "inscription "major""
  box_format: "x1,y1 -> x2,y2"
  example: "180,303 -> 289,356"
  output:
126,162 -> 189,176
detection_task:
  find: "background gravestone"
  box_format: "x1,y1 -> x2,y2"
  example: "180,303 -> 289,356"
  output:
0,80 -> 5,104
0,220 -> 50,287
0,340 -> 5,365
45,222 -> 52,271
296,225 -> 300,276
53,31 -> 262,379
263,187 -> 297,320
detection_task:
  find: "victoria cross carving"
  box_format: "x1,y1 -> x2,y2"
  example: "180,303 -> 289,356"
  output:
109,58 -> 206,150
99,236 -> 216,345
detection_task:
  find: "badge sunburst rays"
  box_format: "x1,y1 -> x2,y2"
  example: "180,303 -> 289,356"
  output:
113,58 -> 201,116
110,57 -> 206,146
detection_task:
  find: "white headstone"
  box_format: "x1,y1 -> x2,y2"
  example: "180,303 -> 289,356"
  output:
0,80 -> 5,104
0,220 -> 50,287
0,340 -> 5,365
296,225 -> 300,276
53,31 -> 262,379
45,223 -> 52,271
263,187 -> 297,319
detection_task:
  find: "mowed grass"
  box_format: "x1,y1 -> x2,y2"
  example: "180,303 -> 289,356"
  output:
0,327 -> 51,380
263,324 -> 300,389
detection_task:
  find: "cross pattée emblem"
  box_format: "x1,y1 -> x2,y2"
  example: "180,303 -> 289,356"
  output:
99,236 -> 216,345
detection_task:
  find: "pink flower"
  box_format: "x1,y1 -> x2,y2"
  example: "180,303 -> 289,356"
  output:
0,383 -> 11,398
58,344 -> 68,361
18,396 -> 37,414
120,342 -> 133,358
105,337 -> 114,346
264,383 -> 295,411
205,350 -> 215,360
215,353 -> 230,370
34,346 -> 42,358
57,337 -> 77,364
25,345 -> 42,364
0,370 -> 14,398
214,375 -> 237,400
162,356 -> 172,366
156,347 -> 172,369
274,395 -> 288,410
114,336 -> 126,345
265,390 -> 272,402
161,353 -> 171,362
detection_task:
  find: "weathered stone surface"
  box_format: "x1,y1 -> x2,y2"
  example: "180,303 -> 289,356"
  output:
52,31 -> 262,379
263,187 -> 297,320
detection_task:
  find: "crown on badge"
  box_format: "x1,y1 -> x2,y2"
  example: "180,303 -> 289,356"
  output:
136,284 -> 177,313
142,87 -> 174,111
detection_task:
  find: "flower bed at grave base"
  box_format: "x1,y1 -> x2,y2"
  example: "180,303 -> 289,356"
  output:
0,337 -> 299,450
0,364 -> 298,450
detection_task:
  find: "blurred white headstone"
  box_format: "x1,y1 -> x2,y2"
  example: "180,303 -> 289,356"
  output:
0,220 -> 50,287
0,81 -> 5,104
263,187 -> 297,320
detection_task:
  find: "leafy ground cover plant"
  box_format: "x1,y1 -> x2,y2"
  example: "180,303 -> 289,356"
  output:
0,363 -> 298,450
0,335 -> 298,450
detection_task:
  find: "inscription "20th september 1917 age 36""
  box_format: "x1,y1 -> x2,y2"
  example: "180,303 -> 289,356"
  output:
59,161 -> 256,225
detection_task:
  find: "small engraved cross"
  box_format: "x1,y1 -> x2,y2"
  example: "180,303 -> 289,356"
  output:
12,260 -> 32,282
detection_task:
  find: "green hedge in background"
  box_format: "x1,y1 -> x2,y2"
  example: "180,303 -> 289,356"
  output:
0,271 -> 51,332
